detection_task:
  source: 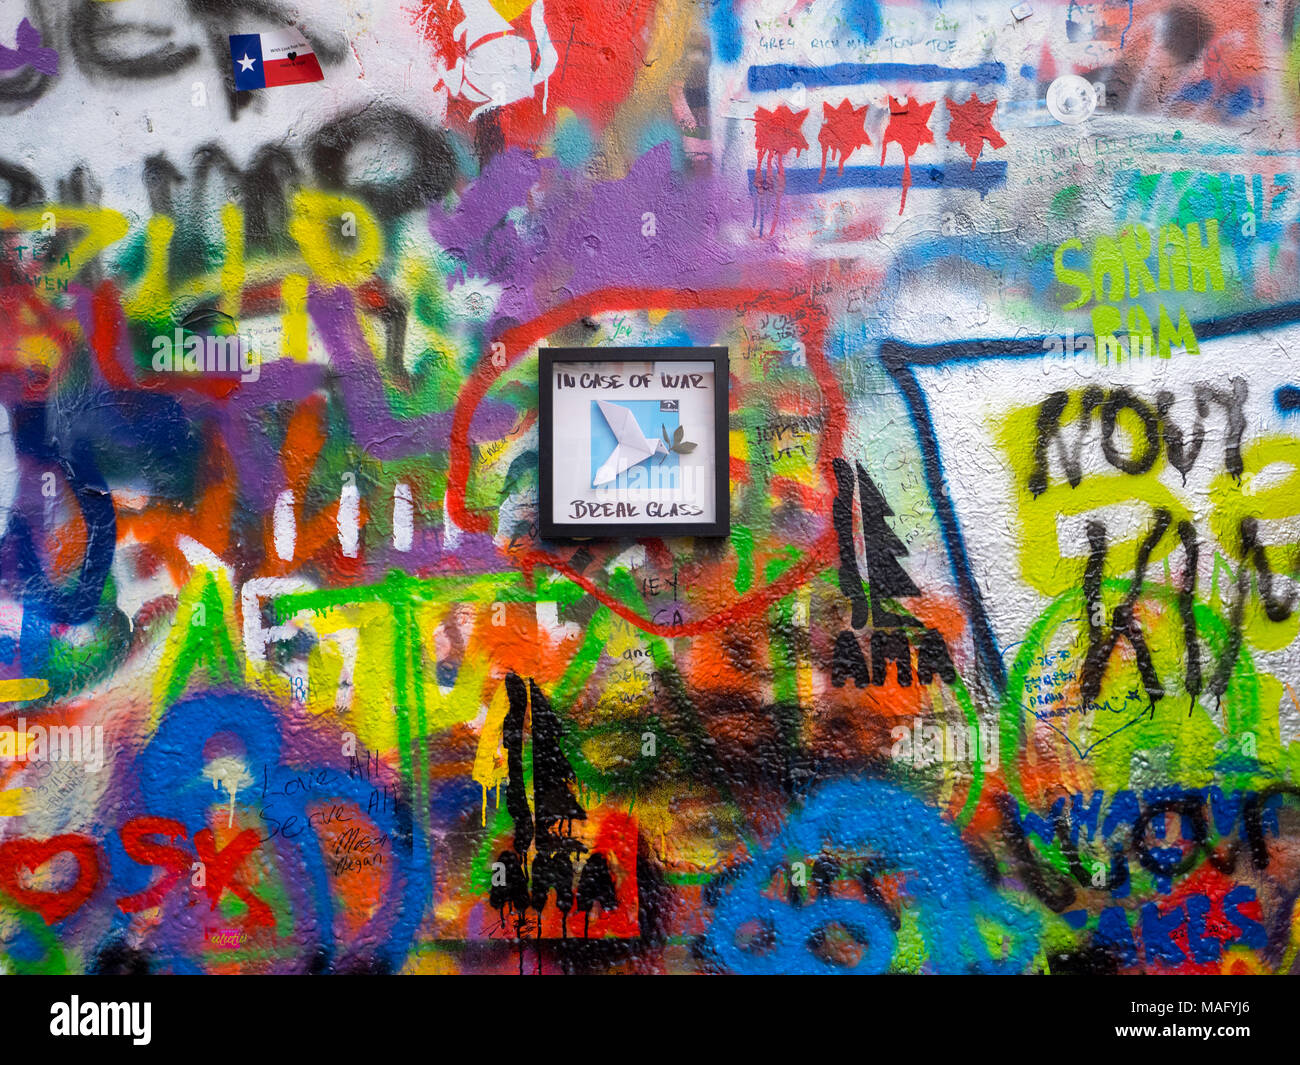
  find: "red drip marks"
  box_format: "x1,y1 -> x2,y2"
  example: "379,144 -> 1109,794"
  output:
413,0 -> 461,68
755,104 -> 810,172
880,95 -> 935,215
945,93 -> 1006,170
413,0 -> 655,144
754,104 -> 808,235
817,99 -> 871,182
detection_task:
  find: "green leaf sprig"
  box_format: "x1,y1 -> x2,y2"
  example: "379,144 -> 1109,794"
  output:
660,424 -> 697,462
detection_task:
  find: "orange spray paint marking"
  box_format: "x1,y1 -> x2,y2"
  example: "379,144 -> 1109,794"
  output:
259,394 -> 364,578
880,96 -> 935,215
115,426 -> 238,585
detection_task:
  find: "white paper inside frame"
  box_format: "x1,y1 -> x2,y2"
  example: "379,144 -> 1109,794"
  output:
550,359 -> 717,527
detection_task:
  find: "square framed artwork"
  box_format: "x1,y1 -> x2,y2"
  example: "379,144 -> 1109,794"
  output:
539,347 -> 729,539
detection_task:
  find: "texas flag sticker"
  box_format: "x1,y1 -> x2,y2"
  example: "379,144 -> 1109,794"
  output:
230,29 -> 324,91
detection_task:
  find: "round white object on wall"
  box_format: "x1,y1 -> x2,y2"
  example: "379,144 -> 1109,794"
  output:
1045,74 -> 1098,124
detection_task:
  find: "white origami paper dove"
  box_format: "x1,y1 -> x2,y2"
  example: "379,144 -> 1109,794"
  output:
592,400 -> 669,486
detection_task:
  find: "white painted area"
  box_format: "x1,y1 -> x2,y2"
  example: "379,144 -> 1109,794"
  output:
240,576 -> 313,663
338,483 -> 360,557
393,482 -> 414,551
273,490 -> 297,561
202,756 -> 256,829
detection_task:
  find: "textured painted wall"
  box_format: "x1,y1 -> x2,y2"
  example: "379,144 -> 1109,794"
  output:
0,0 -> 1296,975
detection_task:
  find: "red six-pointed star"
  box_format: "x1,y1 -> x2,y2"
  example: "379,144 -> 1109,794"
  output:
880,95 -> 936,214
945,93 -> 1006,170
818,99 -> 871,182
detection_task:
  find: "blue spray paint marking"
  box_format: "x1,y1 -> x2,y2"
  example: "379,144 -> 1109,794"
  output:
842,0 -> 882,41
703,778 -> 1040,973
9,420 -> 115,625
709,0 -> 742,64
748,61 -> 1006,92
1223,86 -> 1257,117
1175,79 -> 1213,104
102,692 -> 429,973
748,161 -> 1006,195
1,392 -> 205,677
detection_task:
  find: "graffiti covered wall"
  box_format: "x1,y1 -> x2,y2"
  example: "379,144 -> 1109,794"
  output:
0,0 -> 1297,976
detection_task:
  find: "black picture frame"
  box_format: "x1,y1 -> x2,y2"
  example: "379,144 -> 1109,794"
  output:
538,346 -> 730,540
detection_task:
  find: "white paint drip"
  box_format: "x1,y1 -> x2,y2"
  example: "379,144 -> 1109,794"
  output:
273,490 -> 297,561
0,406 -> 16,543
338,483 -> 360,557
393,482 -> 413,551
202,756 -> 255,829
241,576 -> 312,664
